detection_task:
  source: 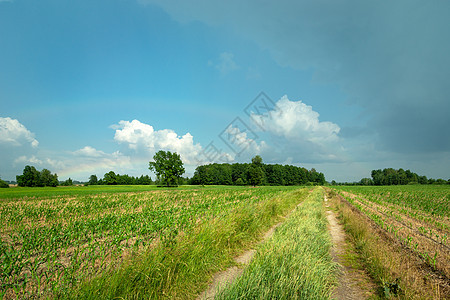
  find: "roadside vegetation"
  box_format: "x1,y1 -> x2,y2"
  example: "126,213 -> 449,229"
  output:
216,187 -> 336,299
328,185 -> 450,298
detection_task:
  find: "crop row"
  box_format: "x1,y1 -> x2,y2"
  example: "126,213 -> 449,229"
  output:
333,186 -> 450,278
0,186 -> 297,299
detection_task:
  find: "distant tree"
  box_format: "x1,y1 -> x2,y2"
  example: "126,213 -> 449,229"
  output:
17,165 -> 40,187
0,178 -> 9,188
137,175 -> 152,185
39,169 -> 58,187
61,178 -> 73,186
88,175 -> 98,185
359,178 -> 373,186
248,156 -> 265,186
251,155 -> 263,165
103,171 -> 117,185
149,150 -> 185,186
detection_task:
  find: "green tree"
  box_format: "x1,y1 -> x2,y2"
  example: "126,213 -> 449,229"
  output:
0,178 -> 9,188
61,178 -> 73,186
88,175 -> 98,185
16,165 -> 40,187
248,155 -> 264,186
149,150 -> 185,186
103,171 -> 117,185
39,168 -> 58,187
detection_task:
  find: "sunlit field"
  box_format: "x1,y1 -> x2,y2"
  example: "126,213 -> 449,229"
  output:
0,185 -> 303,299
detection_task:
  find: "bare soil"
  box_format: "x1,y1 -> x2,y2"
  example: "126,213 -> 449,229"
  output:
325,196 -> 375,299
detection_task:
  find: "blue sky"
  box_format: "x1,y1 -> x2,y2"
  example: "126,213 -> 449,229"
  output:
1,0 -> 449,182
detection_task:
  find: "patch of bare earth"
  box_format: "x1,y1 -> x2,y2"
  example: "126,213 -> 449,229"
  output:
325,196 -> 375,300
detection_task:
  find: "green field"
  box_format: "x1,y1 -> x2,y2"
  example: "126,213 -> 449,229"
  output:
2,184 -> 449,299
0,185 -> 308,299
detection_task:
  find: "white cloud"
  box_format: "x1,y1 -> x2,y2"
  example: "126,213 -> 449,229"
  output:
250,95 -> 343,163
252,95 -> 340,143
209,52 -> 239,75
0,117 -> 39,148
223,124 -> 266,155
14,155 -> 42,165
73,146 -> 105,157
112,120 -> 203,164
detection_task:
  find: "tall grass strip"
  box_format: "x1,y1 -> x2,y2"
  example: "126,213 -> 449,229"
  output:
215,187 -> 336,300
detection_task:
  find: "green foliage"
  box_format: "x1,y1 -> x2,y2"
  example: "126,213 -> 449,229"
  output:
61,178 -> 73,186
248,155 -> 265,186
149,150 -> 185,187
251,155 -> 263,165
0,178 -> 9,188
88,175 -> 98,185
16,165 -> 58,187
39,168 -> 59,187
234,178 -> 245,186
368,168 -> 448,186
190,157 -> 325,186
103,171 -> 117,185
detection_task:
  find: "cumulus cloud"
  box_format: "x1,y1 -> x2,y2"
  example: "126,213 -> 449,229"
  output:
250,95 -> 343,163
208,52 -> 239,75
253,95 -> 340,143
73,146 -> 106,157
14,155 -> 43,165
222,124 -> 266,156
112,120 -> 203,164
0,117 -> 39,148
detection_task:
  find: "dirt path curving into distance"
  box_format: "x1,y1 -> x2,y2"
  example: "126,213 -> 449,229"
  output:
325,195 -> 370,300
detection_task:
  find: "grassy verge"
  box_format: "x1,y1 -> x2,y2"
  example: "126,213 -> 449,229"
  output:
68,188 -> 310,299
215,187 -> 336,300
327,188 -> 444,299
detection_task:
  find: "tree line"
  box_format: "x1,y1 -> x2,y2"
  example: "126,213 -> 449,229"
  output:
189,155 -> 325,186
87,172 -> 153,186
333,168 -> 449,186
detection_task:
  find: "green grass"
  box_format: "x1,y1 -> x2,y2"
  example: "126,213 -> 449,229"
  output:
0,185 -> 307,299
215,187 -> 336,300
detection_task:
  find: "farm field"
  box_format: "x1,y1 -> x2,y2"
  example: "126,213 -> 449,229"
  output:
331,185 -> 450,298
2,184 -> 449,299
0,185 -> 306,299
